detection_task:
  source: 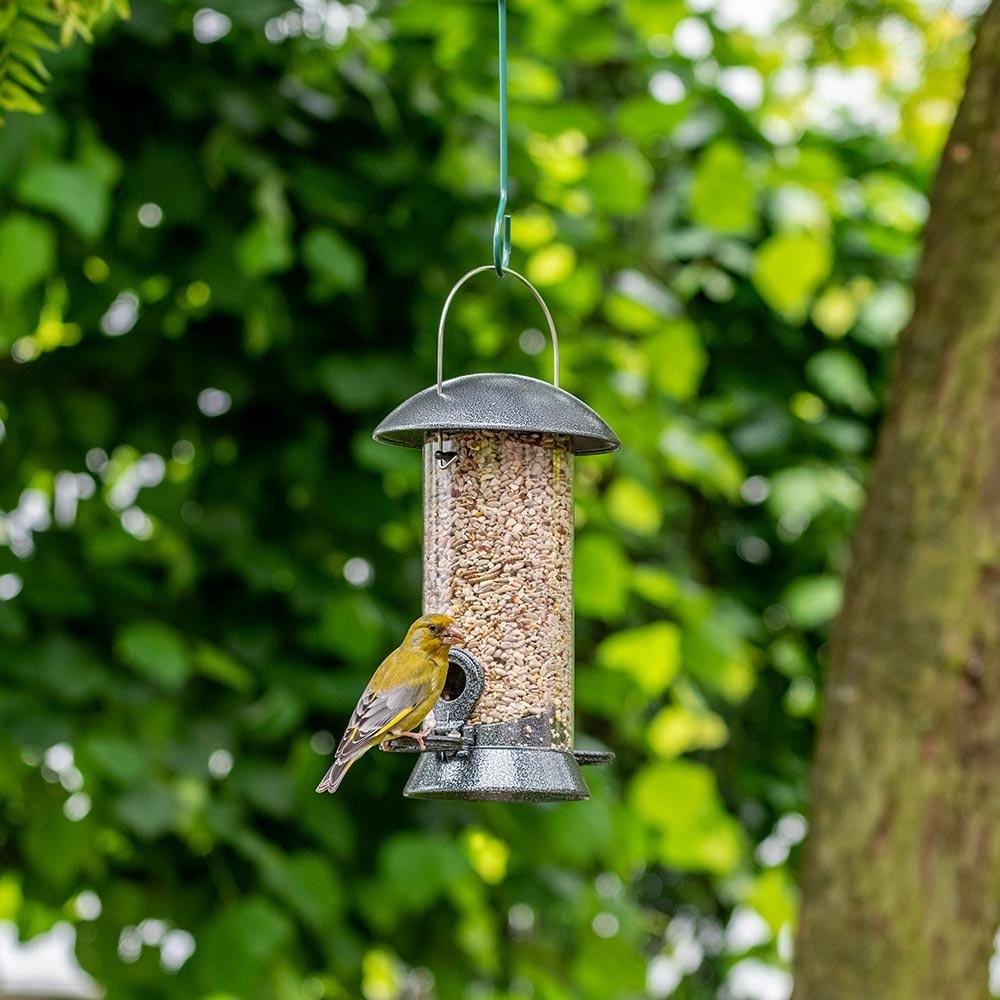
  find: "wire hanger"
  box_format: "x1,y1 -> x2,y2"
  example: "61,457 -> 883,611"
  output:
493,0 -> 511,276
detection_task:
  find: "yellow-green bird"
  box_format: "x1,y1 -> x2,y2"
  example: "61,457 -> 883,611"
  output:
316,613 -> 466,794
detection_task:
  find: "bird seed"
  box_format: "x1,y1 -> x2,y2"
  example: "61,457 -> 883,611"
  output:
423,430 -> 574,748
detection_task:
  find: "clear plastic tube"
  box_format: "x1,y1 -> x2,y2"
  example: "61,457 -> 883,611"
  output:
423,430 -> 574,748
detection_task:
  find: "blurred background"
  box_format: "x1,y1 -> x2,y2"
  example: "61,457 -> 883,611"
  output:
0,0 -> 987,997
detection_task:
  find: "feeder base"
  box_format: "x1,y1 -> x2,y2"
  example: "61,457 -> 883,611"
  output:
403,746 -> 590,802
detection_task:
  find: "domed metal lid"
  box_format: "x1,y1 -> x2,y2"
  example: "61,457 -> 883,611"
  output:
373,372 -> 620,456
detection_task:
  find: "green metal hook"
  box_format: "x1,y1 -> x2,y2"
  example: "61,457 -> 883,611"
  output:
493,0 -> 511,276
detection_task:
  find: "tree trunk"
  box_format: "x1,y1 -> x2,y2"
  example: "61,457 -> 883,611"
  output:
792,5 -> 1000,998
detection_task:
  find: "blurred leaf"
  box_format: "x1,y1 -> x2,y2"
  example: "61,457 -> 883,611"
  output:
462,828 -> 509,885
781,575 -> 843,629
646,319 -> 708,399
81,735 -> 150,785
690,141 -> 757,235
857,282 -> 913,346
767,465 -> 865,522
681,606 -> 756,702
0,212 -> 55,298
630,760 -> 745,874
541,798 -> 614,864
193,643 -> 254,692
572,932 -> 648,996
632,567 -> 680,609
748,866 -> 798,935
16,161 -> 111,240
116,620 -> 190,690
302,226 -> 365,296
806,349 -> 877,415
527,242 -> 577,285
235,217 -> 294,276
584,145 -> 653,216
22,797 -> 95,889
812,286 -> 858,338
114,781 -> 178,838
623,0 -> 686,40
378,832 -> 470,913
618,95 -> 689,143
605,477 -> 662,535
597,621 -> 681,695
192,898 -> 295,996
263,851 -> 345,932
753,231 -> 833,322
659,420 -> 743,500
648,703 -> 728,757
576,533 -> 630,622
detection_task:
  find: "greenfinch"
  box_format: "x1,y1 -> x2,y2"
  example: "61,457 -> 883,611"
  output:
315,613 -> 466,793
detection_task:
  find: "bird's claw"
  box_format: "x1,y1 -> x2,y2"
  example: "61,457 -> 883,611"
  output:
381,731 -> 430,752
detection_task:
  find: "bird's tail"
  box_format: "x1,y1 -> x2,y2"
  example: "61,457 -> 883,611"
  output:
316,755 -> 355,794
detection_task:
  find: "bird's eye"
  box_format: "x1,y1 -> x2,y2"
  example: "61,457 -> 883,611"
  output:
428,624 -> 440,634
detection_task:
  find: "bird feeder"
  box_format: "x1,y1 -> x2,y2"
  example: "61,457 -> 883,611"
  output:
373,266 -> 619,801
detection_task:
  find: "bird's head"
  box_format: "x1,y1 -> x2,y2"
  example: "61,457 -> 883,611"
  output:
408,613 -> 466,652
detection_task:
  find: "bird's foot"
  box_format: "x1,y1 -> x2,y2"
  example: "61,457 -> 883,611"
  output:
403,730 -> 429,751
380,731 -> 429,751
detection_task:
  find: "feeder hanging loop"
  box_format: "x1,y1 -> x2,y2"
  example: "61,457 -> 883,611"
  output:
436,265 -> 560,395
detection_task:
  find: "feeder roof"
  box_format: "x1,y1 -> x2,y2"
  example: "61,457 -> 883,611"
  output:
373,373 -> 620,456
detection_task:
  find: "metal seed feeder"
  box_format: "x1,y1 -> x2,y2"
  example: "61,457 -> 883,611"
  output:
374,266 -> 619,801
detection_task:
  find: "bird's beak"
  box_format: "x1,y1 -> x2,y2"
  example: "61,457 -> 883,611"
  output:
442,623 -> 467,645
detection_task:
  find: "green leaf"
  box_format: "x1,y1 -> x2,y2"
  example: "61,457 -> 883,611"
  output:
16,161 -> 111,240
82,735 -> 150,786
584,146 -> 653,217
0,212 -> 55,298
575,533 -> 631,622
617,95 -> 689,143
378,832 -> 469,913
632,567 -> 680,609
690,141 -> 757,235
681,607 -> 756,702
630,760 -> 745,874
605,477 -> 662,535
646,319 -> 708,399
235,217 -> 294,276
648,704 -> 728,757
573,933 -> 648,996
659,419 -> 743,500
766,464 -> 865,522
752,231 -> 833,322
192,898 -> 295,997
623,0 -> 686,39
806,349 -> 878,414
748,867 -> 798,935
263,851 -> 345,931
301,226 -> 365,296
597,622 -> 681,695
811,285 -> 858,338
0,82 -> 45,114
32,636 -> 108,702
116,620 -> 190,690
193,643 -> 255,692
781,574 -> 843,628
114,781 -> 178,838
22,797 -> 95,889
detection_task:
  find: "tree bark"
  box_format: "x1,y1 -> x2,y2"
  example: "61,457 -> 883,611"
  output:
793,5 -> 1000,998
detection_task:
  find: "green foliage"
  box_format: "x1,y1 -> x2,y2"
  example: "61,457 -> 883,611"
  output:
0,0 -> 978,998
0,0 -> 128,117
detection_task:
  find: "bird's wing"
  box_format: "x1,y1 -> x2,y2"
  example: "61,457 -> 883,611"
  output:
334,659 -> 439,764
